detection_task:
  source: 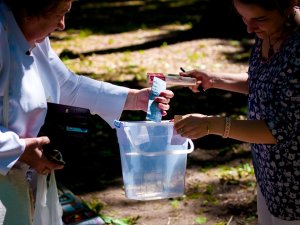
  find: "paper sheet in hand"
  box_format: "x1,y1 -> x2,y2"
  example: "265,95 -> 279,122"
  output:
146,77 -> 166,122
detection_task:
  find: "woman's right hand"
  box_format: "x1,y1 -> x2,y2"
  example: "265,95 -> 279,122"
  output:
179,69 -> 215,93
19,136 -> 64,175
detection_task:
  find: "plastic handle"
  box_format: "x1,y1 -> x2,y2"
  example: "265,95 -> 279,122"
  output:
123,127 -> 194,156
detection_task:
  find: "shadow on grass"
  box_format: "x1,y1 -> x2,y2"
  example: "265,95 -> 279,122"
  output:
60,0 -> 253,64
67,0 -> 244,37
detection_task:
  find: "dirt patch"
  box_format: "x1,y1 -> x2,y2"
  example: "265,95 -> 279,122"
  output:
78,146 -> 257,225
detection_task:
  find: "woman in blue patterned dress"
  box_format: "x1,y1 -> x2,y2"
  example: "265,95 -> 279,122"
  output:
174,0 -> 300,224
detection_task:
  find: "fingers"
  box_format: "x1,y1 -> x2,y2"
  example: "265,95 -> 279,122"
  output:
175,126 -> 196,138
154,96 -> 170,104
189,86 -> 200,93
152,90 -> 173,117
38,167 -> 51,175
155,90 -> 174,104
42,153 -> 64,169
21,137 -> 64,174
179,70 -> 206,93
179,69 -> 195,77
174,114 -> 210,139
175,124 -> 199,139
37,162 -> 64,175
156,102 -> 170,113
36,136 -> 51,146
159,90 -> 174,99
24,136 -> 50,152
35,154 -> 64,175
37,163 -> 64,175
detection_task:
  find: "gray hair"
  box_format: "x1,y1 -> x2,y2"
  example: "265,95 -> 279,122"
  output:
4,0 -> 71,18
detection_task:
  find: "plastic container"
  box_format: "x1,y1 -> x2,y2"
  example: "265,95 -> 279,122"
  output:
114,120 -> 194,201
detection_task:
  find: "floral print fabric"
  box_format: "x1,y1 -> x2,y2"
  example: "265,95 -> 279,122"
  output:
248,29 -> 300,220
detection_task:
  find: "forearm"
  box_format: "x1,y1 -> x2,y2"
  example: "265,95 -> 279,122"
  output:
209,117 -> 276,144
0,130 -> 26,175
123,89 -> 141,111
211,72 -> 249,94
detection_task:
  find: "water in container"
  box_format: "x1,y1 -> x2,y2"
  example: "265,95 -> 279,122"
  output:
114,120 -> 194,200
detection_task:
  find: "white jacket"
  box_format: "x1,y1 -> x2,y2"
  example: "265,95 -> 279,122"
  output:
0,1 -> 128,175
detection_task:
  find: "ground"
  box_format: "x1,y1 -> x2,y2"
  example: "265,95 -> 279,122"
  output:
52,12 -> 258,225
78,147 -> 257,225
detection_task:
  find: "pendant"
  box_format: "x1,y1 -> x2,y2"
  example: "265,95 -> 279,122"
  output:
268,46 -> 274,58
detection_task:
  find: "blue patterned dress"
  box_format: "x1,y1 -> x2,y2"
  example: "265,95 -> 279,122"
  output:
248,28 -> 300,220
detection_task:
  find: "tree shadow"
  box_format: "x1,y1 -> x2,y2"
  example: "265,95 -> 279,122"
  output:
59,0 -> 253,63
67,0 -> 248,38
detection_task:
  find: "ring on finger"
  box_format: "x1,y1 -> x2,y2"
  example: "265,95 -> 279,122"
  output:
41,168 -> 50,175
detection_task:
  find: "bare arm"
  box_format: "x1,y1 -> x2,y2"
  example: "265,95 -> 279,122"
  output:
180,70 -> 249,94
211,72 -> 249,94
174,114 -> 276,144
222,118 -> 276,144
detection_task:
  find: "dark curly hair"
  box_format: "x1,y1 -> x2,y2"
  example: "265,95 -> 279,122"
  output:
234,0 -> 296,13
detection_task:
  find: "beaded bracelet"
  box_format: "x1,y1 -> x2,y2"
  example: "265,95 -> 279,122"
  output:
222,117 -> 231,138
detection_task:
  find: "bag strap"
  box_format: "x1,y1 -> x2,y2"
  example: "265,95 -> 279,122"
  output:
3,77 -> 9,127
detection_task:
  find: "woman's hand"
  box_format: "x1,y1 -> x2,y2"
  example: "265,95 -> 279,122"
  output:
180,69 -> 249,94
179,69 -> 215,93
174,114 -> 224,139
125,88 -> 174,116
19,136 -> 64,175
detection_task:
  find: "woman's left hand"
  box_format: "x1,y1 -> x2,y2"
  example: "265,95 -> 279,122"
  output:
174,114 -> 213,139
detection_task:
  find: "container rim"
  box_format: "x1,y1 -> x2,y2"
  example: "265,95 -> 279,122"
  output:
114,120 -> 173,128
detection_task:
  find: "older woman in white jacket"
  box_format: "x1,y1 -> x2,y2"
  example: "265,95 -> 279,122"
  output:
0,0 -> 174,224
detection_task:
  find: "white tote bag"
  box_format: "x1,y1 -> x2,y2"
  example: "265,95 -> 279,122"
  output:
32,171 -> 63,225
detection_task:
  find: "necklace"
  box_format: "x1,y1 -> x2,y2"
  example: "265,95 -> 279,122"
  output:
267,26 -> 294,58
268,35 -> 282,58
